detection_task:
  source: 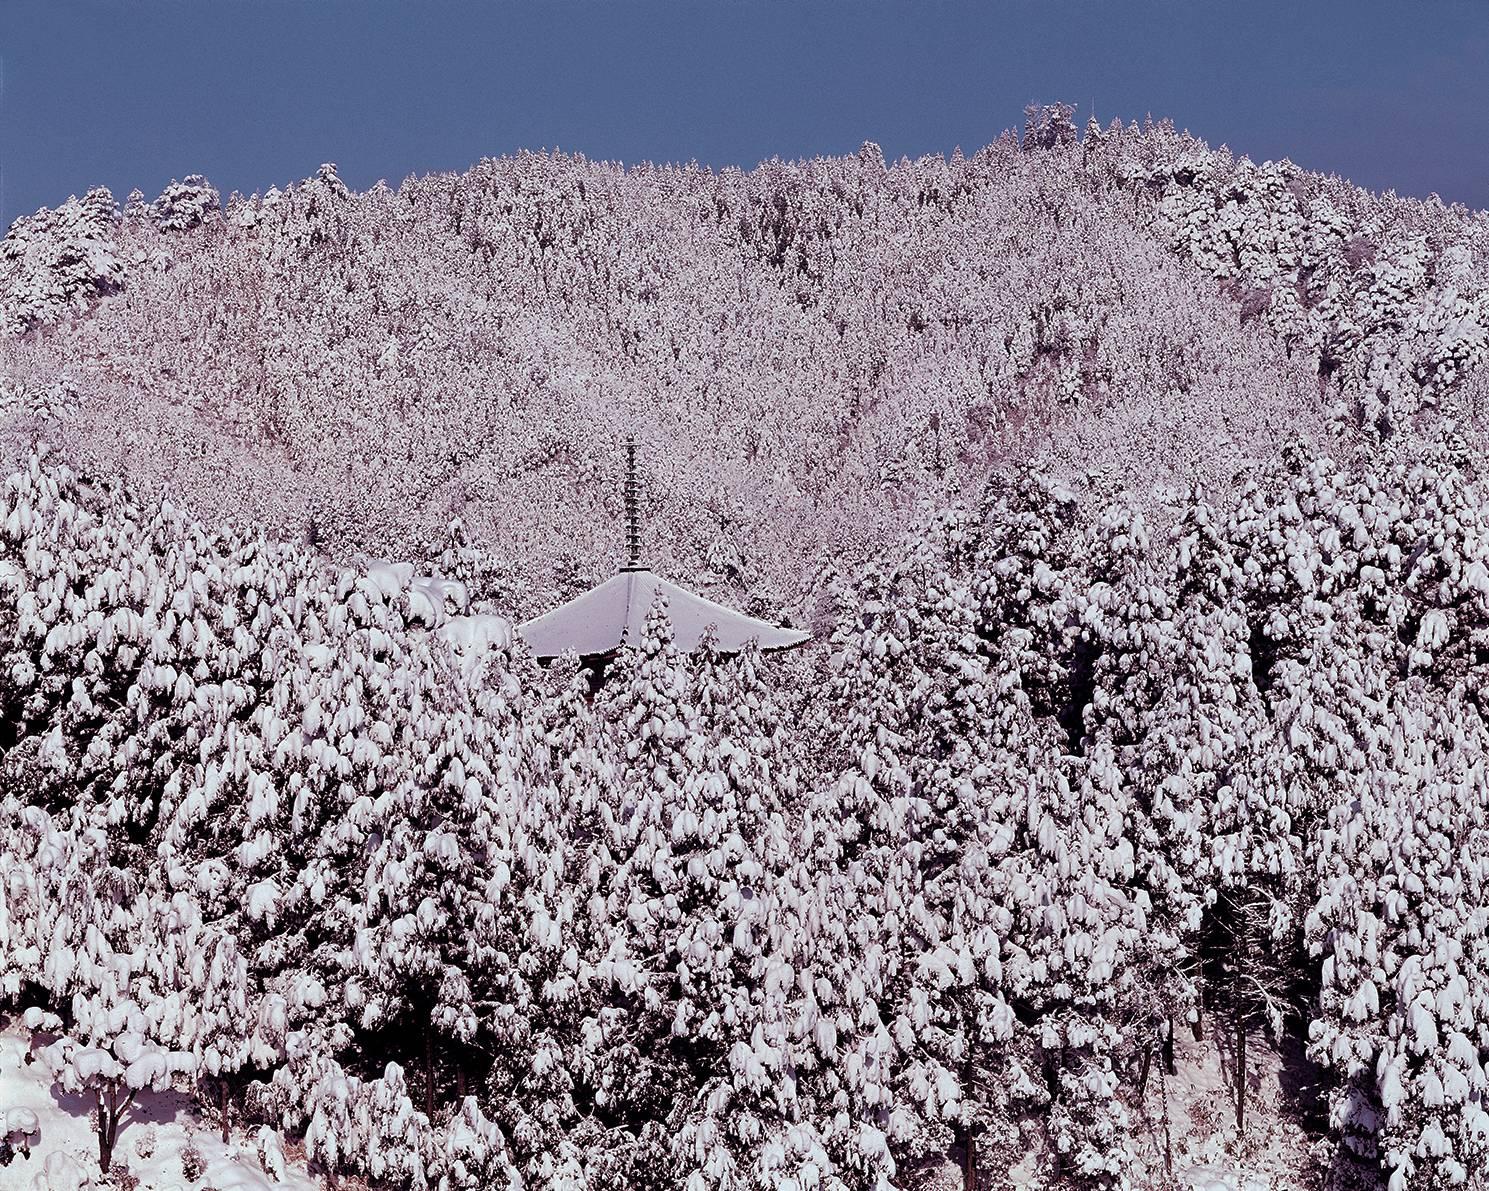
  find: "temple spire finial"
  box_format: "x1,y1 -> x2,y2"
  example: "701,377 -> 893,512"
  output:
623,435 -> 641,571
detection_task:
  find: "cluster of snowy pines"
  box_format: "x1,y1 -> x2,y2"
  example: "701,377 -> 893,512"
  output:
0,108 -> 1484,623
5,416 -> 1489,1191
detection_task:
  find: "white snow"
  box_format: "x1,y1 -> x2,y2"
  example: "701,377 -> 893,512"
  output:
3,1108 -> 37,1143
34,1152 -> 87,1191
245,879 -> 280,925
518,568 -> 809,659
409,576 -> 468,627
437,611 -> 513,670
362,560 -> 414,602
1181,1165 -> 1270,1191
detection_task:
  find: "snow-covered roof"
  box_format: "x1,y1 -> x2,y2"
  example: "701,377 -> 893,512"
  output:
517,568 -> 810,660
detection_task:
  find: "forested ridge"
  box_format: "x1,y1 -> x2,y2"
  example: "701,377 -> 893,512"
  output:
2,106 -> 1489,1190
2,105 -> 1484,623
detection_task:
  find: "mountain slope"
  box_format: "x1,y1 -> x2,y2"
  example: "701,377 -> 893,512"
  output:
5,111 -> 1481,622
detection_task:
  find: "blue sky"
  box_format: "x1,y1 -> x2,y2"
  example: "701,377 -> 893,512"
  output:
3,0 -> 1485,225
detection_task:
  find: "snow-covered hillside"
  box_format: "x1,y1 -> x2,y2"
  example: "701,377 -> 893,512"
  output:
1,108 -> 1485,627
3,107 -> 1489,1191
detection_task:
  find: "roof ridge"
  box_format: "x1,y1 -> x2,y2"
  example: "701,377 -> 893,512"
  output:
516,568 -> 809,662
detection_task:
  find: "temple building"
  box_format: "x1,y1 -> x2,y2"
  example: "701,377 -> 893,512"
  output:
516,439 -> 810,665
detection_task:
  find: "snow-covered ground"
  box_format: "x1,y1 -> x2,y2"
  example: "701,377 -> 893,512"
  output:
1136,1029 -> 1321,1191
2,1007 -> 1296,1191
0,1028 -> 314,1191
1181,1167 -> 1271,1191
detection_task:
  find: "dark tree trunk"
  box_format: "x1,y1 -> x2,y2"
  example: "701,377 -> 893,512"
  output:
1234,916 -> 1248,1132
96,1082 -> 131,1174
1159,1057 -> 1173,1175
1235,1004 -> 1247,1132
1163,1016 -> 1178,1074
96,1091 -> 112,1173
425,1025 -> 435,1119
220,1077 -> 231,1143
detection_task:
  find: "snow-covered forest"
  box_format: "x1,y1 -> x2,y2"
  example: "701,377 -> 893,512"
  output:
2,106 -> 1489,1190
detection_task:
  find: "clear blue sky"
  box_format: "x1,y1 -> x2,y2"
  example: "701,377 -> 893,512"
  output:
3,0 -> 1486,226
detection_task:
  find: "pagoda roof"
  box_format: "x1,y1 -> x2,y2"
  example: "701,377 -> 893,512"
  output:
516,568 -> 810,661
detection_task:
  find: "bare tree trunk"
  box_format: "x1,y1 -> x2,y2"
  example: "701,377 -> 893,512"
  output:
220,1077 -> 231,1144
1235,1005 -> 1248,1131
96,1090 -> 112,1173
1234,907 -> 1248,1133
425,1025 -> 435,1119
96,1082 -> 132,1173
1159,1056 -> 1173,1176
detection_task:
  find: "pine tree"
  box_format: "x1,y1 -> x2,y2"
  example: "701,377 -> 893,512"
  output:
40,885 -> 200,1173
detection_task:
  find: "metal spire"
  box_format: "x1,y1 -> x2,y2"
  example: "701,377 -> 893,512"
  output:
622,435 -> 641,571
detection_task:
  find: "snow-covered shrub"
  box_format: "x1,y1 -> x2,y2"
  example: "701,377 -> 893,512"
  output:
133,1124 -> 157,1160
180,1137 -> 205,1181
256,1124 -> 286,1181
